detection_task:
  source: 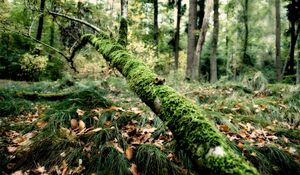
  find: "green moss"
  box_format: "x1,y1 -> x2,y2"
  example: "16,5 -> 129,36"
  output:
84,34 -> 259,174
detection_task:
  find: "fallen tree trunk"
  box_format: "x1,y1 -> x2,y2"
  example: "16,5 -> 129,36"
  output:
81,34 -> 259,174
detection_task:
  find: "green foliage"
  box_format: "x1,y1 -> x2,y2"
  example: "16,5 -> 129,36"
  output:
135,144 -> 175,175
0,90 -> 34,117
245,145 -> 300,175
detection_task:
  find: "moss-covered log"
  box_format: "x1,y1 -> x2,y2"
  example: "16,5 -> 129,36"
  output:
15,92 -> 71,100
83,34 -> 259,174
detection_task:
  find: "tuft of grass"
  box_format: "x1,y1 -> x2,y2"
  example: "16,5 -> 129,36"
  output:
245,144 -> 300,175
135,144 -> 181,175
0,90 -> 34,117
93,145 -> 130,175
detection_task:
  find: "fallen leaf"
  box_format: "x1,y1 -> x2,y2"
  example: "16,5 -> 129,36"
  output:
239,131 -> 247,138
109,106 -> 124,111
125,146 -> 133,160
219,124 -> 229,132
237,142 -> 244,150
11,170 -> 23,175
76,109 -> 85,116
71,119 -> 79,129
36,121 -> 47,128
34,165 -> 45,173
90,128 -> 102,133
78,120 -> 86,131
7,146 -> 17,153
130,164 -> 139,175
111,141 -> 124,153
130,107 -> 143,114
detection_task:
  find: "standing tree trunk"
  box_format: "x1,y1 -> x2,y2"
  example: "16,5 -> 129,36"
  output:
174,0 -> 182,70
77,34 -> 259,175
275,0 -> 282,81
242,0 -> 250,65
186,0 -> 197,80
153,0 -> 159,58
48,16 -> 55,61
119,0 -> 128,46
121,0 -> 128,19
193,0 -> 213,80
286,20 -> 297,76
210,0 -> 219,83
297,37 -> 300,84
36,0 -> 46,41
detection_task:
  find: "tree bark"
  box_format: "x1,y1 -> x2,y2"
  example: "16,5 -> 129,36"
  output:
36,0 -> 46,41
153,0 -> 159,58
286,20 -> 297,76
297,37 -> 300,84
210,0 -> 219,83
275,0 -> 282,81
80,34 -> 259,174
186,0 -> 197,80
119,0 -> 128,46
174,0 -> 182,70
242,0 -> 250,65
193,0 -> 213,80
121,0 -> 128,19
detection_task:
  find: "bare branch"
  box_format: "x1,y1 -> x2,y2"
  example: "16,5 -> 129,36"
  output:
48,10 -> 101,33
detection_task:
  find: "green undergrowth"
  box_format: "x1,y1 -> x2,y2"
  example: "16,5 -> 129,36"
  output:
0,79 -> 192,174
1,77 -> 300,174
172,80 -> 300,174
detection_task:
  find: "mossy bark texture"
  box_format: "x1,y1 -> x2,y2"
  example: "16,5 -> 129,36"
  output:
83,34 -> 259,175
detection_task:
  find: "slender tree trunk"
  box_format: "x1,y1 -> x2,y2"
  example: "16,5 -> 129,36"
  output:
287,21 -> 297,75
153,0 -> 159,58
36,0 -> 46,41
48,16 -> 55,60
242,0 -> 249,65
197,0 -> 206,32
119,0 -> 128,46
186,0 -> 197,80
78,34 -> 259,175
275,0 -> 282,81
174,0 -> 182,70
297,36 -> 300,84
193,0 -> 213,80
121,0 -> 128,19
210,0 -> 219,83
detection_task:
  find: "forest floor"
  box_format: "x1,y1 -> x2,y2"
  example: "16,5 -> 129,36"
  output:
0,75 -> 300,175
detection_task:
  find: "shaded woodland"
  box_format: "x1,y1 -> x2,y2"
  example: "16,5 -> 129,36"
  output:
0,0 -> 300,175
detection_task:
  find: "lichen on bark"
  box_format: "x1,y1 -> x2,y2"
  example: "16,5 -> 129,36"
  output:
81,34 -> 259,175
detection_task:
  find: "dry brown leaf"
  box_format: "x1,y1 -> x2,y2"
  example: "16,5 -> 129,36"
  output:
130,107 -> 143,114
78,120 -> 86,131
251,152 -> 257,157
109,106 -> 124,111
34,166 -> 45,173
7,146 -> 17,153
61,160 -> 68,175
76,109 -> 85,116
239,131 -> 247,138
266,135 -> 278,140
11,170 -> 23,175
90,128 -> 102,133
12,136 -> 26,144
60,127 -> 71,135
237,142 -> 244,150
130,164 -> 139,175
111,141 -> 124,153
71,119 -> 79,129
36,121 -> 47,128
219,124 -> 229,132
125,146 -> 133,160
140,127 -> 156,134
